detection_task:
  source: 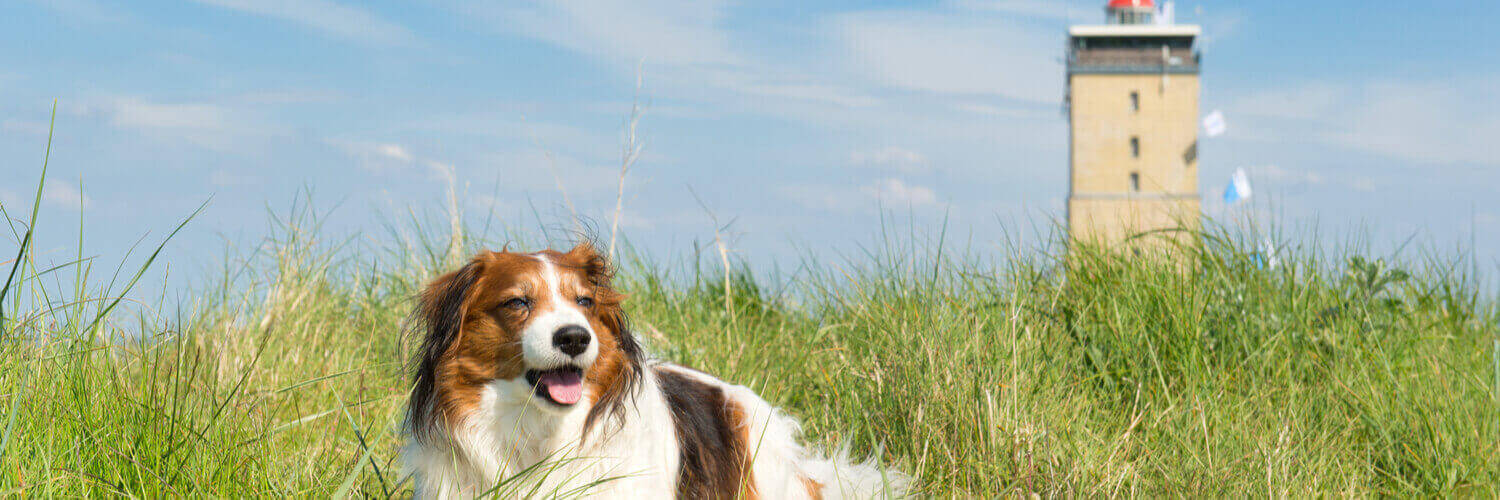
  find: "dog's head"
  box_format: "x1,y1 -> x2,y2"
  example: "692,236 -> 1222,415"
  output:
406,243 -> 641,442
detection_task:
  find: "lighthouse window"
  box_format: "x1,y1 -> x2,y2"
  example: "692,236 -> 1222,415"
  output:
1130,172 -> 1141,192
1130,91 -> 1139,112
1130,136 -> 1140,158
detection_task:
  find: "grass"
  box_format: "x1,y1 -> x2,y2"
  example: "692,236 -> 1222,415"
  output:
2,132 -> 1499,497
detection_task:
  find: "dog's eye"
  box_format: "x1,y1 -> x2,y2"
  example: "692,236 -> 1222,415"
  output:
575,296 -> 594,308
502,298 -> 530,310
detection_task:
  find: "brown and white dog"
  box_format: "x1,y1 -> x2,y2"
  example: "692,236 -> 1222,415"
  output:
400,244 -> 906,498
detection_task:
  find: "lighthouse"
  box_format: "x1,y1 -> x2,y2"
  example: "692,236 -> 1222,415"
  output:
1065,0 -> 1201,246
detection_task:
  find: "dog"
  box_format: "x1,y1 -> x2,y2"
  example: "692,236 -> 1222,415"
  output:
399,243 -> 906,498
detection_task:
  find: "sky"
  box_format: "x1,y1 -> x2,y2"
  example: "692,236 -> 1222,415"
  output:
2,0 -> 1498,296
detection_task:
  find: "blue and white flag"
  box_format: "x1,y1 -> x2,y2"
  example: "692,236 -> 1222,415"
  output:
1223,168 -> 1252,205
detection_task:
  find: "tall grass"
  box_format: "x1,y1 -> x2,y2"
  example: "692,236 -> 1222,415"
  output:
2,161 -> 1497,495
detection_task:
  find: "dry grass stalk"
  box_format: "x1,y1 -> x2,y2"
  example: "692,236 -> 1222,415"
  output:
688,186 -> 735,321
609,62 -> 647,261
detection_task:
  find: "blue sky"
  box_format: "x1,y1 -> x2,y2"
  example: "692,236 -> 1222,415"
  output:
3,0 -> 1498,292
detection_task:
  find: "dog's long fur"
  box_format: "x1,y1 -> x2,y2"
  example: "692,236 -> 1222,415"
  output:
400,244 -> 906,498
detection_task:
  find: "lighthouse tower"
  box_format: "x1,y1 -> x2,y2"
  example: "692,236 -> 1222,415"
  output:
1066,0 -> 1201,246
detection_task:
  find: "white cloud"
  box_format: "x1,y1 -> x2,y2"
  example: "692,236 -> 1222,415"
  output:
862,178 -> 938,207
477,149 -> 620,195
328,140 -> 382,168
466,0 -> 738,67
189,0 -> 415,46
108,98 -> 225,130
76,97 -> 262,151
22,0 -> 132,25
947,0 -> 1096,21
1,119 -> 50,136
455,0 -> 1075,182
781,177 -> 940,213
467,193 -> 521,215
462,1 -> 881,111
333,139 -> 623,199
0,189 -> 19,209
850,146 -> 929,173
615,209 -> 656,230
836,11 -> 1060,103
1329,80 -> 1499,166
333,140 -> 424,173
1226,78 -> 1500,166
233,89 -> 344,105
1229,84 -> 1343,121
42,179 -> 92,210
951,101 -> 1051,118
375,143 -> 413,162
1250,164 -> 1323,186
720,79 -> 880,108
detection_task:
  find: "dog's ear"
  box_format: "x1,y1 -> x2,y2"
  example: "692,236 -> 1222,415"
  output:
407,259 -> 483,441
565,240 -> 637,348
419,260 -> 483,343
566,241 -> 614,289
567,241 -> 631,311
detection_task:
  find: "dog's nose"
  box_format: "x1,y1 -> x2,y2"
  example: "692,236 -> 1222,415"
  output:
552,325 -> 591,357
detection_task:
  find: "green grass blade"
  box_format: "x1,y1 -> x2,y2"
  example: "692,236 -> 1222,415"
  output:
0,100 -> 55,326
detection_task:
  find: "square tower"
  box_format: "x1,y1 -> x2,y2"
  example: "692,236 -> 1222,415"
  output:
1066,0 -> 1201,245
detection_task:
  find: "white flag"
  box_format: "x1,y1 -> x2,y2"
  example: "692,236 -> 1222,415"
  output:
1262,238 -> 1279,270
1203,110 -> 1227,137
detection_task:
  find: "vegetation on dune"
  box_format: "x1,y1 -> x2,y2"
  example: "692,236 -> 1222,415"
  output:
2,135 -> 1498,497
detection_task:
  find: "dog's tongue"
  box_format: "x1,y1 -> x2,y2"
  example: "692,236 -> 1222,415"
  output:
539,370 -> 583,405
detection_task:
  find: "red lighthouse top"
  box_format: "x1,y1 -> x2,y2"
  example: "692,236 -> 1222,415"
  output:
1108,0 -> 1154,7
